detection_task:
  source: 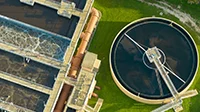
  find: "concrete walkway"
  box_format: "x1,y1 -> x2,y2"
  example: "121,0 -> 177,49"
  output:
0,42 -> 62,69
0,72 -> 51,94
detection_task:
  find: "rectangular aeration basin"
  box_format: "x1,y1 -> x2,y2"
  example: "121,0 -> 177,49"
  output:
0,14 -> 70,61
0,0 -> 80,38
0,79 -> 49,112
0,49 -> 59,88
68,0 -> 86,10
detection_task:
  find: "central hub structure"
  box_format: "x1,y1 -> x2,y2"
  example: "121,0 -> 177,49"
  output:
146,47 -> 161,63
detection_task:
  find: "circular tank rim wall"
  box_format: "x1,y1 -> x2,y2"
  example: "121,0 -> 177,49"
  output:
109,17 -> 199,104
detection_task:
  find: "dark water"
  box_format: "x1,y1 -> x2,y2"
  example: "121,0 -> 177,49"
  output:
0,78 -> 49,112
66,107 -> 76,112
111,18 -> 198,99
71,0 -> 86,10
0,0 -> 80,38
0,49 -> 59,88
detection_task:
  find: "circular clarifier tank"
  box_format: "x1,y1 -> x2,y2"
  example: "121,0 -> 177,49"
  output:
109,17 -> 199,104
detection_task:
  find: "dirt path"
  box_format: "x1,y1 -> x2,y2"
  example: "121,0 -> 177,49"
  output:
138,0 -> 200,39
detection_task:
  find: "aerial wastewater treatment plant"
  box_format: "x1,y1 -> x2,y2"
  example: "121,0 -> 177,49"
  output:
110,17 -> 199,112
0,0 -> 199,112
0,0 -> 103,112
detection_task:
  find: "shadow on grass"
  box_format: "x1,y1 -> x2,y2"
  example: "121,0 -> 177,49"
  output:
89,21 -> 130,56
89,20 -> 160,112
90,1 -> 200,111
95,0 -> 200,46
95,0 -> 143,9
99,101 -> 159,112
89,21 -> 138,109
89,20 -> 200,112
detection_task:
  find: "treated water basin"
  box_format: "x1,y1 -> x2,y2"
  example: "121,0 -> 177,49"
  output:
110,18 -> 198,100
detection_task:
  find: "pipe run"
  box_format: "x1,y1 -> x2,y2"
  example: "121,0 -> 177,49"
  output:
69,8 -> 100,78
54,7 -> 100,112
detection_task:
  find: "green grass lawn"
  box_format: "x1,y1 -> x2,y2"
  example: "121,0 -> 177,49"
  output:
88,0 -> 200,112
